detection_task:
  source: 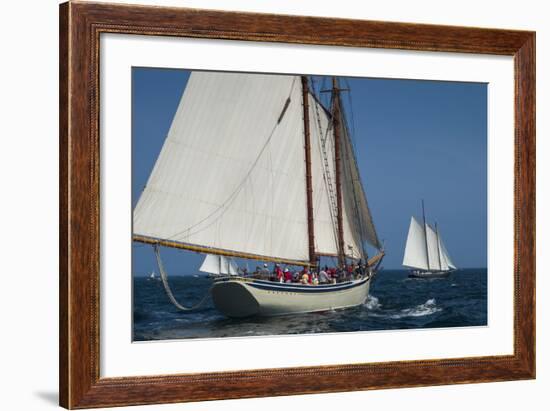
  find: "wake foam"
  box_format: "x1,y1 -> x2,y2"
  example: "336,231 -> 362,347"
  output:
367,298 -> 441,319
364,295 -> 382,310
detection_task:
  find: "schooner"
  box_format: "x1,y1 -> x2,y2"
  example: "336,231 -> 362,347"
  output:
133,72 -> 385,317
402,200 -> 456,279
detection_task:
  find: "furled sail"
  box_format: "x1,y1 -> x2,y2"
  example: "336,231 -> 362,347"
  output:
133,72 -> 310,263
403,216 -> 429,270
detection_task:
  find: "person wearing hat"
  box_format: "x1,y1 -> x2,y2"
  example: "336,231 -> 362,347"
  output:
260,263 -> 270,279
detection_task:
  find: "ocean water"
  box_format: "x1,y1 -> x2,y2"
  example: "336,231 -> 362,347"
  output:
133,269 -> 487,341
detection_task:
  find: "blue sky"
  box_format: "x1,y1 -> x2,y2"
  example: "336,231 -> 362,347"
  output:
132,68 -> 487,274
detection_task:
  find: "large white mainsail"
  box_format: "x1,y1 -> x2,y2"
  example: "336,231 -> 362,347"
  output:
402,216 -> 429,270
134,72 -> 310,263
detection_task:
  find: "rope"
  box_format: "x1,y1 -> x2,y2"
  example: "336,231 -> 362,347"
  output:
153,244 -> 211,311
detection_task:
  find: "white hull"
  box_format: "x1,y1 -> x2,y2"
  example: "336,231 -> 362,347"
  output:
211,277 -> 371,318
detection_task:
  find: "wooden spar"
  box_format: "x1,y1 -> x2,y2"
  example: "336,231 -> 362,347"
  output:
422,199 -> 430,270
435,222 -> 442,270
133,235 -> 312,267
367,252 -> 385,267
332,77 -> 346,267
301,76 -> 317,267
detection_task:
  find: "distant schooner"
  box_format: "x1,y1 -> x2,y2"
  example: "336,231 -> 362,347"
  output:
402,200 -> 456,279
133,72 -> 385,317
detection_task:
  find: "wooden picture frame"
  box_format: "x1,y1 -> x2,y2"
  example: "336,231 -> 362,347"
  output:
59,1 -> 535,408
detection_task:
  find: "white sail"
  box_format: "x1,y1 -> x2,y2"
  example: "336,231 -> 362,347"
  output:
134,72 -> 310,263
425,224 -> 440,270
340,118 -> 382,255
439,238 -> 456,270
309,95 -> 380,259
309,96 -> 339,257
199,254 -> 222,275
402,217 -> 429,270
225,257 -> 239,276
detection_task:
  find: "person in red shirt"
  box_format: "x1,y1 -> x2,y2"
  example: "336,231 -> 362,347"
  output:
275,264 -> 284,283
284,268 -> 293,283
346,264 -> 354,280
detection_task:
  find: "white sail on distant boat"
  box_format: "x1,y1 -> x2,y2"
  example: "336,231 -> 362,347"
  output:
133,72 -> 385,317
403,200 -> 456,279
148,271 -> 160,281
200,254 -> 239,277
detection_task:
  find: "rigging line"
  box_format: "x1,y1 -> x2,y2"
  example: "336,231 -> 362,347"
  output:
163,78 -> 298,241
343,78 -> 357,148
268,131 -> 275,255
154,244 -> 212,311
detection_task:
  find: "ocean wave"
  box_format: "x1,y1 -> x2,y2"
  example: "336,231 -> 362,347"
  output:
389,298 -> 441,319
364,295 -> 382,310
369,298 -> 442,319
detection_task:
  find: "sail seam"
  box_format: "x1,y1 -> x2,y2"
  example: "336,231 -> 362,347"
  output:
160,78 -> 299,242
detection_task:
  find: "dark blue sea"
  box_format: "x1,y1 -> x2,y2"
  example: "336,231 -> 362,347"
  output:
133,269 -> 487,341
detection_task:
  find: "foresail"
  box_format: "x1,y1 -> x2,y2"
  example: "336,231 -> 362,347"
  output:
425,224 -> 438,270
133,72 -> 310,263
340,115 -> 382,254
309,94 -> 339,257
403,217 -> 429,270
309,90 -> 381,260
426,224 -> 449,271
440,239 -> 456,269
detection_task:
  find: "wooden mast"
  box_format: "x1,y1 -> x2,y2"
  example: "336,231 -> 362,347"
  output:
332,77 -> 346,267
301,76 -> 316,267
